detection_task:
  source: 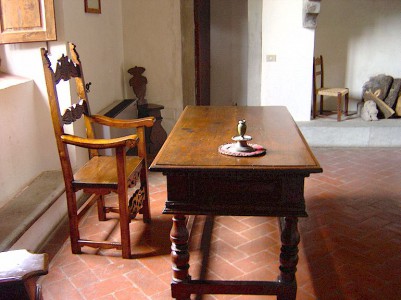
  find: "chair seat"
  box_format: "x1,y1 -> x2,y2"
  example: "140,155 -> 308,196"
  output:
317,87 -> 348,96
73,156 -> 143,190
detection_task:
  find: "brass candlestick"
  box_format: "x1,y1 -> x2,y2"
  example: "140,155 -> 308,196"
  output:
232,120 -> 254,152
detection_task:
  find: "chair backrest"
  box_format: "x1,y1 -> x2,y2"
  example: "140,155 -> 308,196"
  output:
313,55 -> 324,91
41,43 -> 97,182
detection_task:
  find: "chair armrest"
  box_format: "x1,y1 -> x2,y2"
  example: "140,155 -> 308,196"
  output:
61,134 -> 138,149
89,115 -> 155,129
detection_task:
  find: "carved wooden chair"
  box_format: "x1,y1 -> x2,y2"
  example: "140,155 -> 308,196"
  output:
312,55 -> 349,121
41,43 -> 155,259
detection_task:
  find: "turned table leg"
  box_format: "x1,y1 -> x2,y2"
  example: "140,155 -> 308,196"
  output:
170,214 -> 191,300
278,217 -> 300,300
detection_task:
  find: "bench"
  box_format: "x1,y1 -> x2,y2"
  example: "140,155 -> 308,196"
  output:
0,171 -> 65,252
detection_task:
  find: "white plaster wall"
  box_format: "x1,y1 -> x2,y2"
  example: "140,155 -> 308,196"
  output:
210,0 -> 248,106
0,79 -> 56,208
315,0 -> 401,111
180,0 -> 196,108
0,42 -> 60,207
247,0 -> 263,106
261,0 -> 315,121
58,0 -> 125,116
121,0 -> 183,133
0,0 -> 126,206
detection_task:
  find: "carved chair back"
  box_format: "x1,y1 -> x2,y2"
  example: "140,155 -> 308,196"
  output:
313,55 -> 324,92
42,44 -> 100,180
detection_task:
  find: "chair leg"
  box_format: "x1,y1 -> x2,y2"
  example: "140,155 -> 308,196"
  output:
97,195 -> 107,221
139,165 -> 151,223
345,92 -> 349,116
319,95 -> 324,115
66,190 -> 81,254
118,190 -> 131,259
140,190 -> 151,223
337,92 -> 342,122
312,93 -> 317,119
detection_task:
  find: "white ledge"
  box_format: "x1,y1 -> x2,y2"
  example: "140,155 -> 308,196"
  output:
0,72 -> 32,90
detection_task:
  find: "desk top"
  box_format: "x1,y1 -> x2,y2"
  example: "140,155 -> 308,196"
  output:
150,106 -> 322,174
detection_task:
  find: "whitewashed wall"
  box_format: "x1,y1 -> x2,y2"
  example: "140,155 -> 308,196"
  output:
210,0 -> 249,106
121,0 -> 183,133
0,42 -> 60,208
261,0 -> 316,121
0,0 -> 126,207
58,0 -> 125,116
0,76 -> 56,208
247,0 -> 263,106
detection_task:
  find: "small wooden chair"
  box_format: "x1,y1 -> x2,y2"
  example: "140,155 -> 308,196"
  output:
312,55 -> 349,121
41,43 -> 155,259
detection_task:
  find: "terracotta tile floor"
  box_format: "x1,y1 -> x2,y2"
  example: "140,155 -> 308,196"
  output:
39,148 -> 401,299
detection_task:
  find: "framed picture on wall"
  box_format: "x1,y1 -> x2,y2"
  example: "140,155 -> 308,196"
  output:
85,0 -> 101,14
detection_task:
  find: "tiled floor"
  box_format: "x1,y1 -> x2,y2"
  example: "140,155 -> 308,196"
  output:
40,148 -> 401,300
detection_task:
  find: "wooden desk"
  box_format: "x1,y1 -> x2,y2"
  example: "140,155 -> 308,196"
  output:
150,106 -> 322,299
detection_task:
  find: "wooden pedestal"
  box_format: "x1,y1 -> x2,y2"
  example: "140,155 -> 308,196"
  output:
138,103 -> 167,159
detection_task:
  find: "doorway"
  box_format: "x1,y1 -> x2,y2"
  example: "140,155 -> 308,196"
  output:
193,0 -> 262,106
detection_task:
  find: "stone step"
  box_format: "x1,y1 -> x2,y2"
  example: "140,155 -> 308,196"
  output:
0,171 -> 64,252
298,115 -> 401,147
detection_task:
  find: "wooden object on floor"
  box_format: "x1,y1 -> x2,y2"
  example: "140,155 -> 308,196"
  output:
128,66 -> 168,158
150,106 -> 323,299
364,90 -> 395,119
313,55 -> 349,121
0,249 -> 48,300
138,104 -> 167,159
41,43 -> 155,259
128,66 -> 147,106
396,93 -> 401,116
